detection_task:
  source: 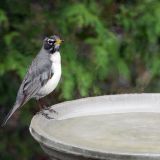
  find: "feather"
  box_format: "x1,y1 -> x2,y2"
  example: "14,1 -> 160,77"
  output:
1,47 -> 52,126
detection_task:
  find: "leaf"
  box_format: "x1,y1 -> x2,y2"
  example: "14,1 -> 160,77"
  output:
0,9 -> 8,25
117,59 -> 130,79
4,32 -> 20,46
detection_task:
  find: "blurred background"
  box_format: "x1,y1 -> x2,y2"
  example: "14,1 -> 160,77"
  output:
0,0 -> 160,159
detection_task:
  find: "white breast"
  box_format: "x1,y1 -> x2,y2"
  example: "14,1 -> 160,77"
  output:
38,51 -> 61,97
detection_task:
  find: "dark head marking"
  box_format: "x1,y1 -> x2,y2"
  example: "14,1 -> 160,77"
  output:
43,35 -> 63,54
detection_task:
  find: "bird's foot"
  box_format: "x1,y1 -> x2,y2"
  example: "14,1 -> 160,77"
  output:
37,110 -> 55,119
41,112 -> 54,119
43,106 -> 58,115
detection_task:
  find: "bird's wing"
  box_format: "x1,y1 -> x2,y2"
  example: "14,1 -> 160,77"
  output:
1,53 -> 53,126
18,55 -> 52,102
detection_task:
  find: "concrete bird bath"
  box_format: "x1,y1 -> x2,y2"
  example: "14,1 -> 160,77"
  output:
29,94 -> 160,160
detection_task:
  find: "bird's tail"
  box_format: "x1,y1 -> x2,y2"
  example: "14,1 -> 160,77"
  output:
1,102 -> 21,127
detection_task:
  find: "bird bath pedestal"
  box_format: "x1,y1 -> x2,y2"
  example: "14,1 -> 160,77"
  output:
29,94 -> 160,160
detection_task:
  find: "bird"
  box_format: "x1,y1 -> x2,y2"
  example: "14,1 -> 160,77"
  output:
1,35 -> 63,126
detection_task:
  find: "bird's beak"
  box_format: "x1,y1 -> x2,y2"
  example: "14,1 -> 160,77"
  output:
55,39 -> 64,45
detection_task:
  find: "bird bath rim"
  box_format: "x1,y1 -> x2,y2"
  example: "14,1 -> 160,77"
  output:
29,93 -> 160,159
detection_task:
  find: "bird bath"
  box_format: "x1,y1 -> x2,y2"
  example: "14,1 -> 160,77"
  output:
29,94 -> 160,160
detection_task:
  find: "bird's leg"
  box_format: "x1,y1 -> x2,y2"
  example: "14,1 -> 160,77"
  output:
37,99 -> 43,110
42,98 -> 58,115
37,98 -> 58,119
37,99 -> 54,119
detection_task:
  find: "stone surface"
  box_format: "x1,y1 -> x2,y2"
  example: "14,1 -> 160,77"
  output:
29,94 -> 160,160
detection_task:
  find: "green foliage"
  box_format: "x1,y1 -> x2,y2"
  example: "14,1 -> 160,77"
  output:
0,0 -> 160,159
0,9 -> 8,26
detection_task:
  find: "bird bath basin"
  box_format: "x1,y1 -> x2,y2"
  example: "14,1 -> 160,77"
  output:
29,94 -> 160,160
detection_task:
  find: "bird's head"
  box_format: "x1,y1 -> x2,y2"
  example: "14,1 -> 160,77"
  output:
43,35 -> 63,53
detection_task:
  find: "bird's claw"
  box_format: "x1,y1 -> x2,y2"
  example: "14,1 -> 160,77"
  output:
43,107 -> 58,115
41,112 -> 54,119
37,109 -> 57,119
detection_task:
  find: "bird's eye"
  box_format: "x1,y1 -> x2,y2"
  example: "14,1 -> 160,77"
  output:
47,39 -> 55,45
48,41 -> 52,45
